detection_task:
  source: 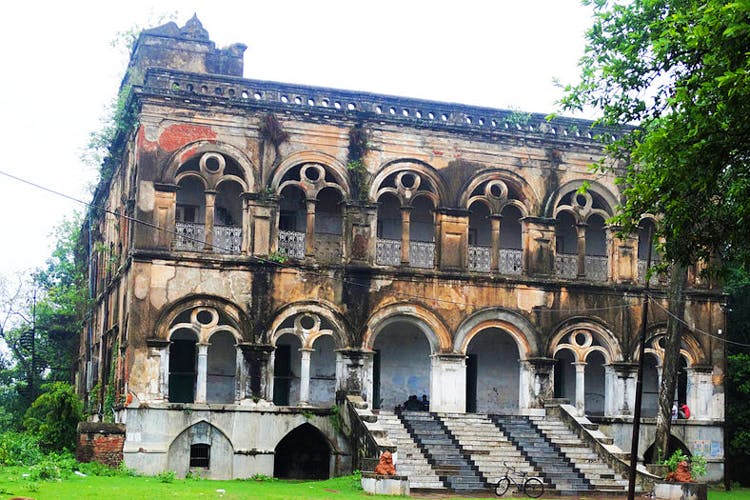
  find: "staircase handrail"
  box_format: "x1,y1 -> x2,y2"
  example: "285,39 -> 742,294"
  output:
345,397 -> 384,471
550,403 -> 660,489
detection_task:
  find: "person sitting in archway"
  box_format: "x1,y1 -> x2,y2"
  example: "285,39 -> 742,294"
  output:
679,403 -> 691,419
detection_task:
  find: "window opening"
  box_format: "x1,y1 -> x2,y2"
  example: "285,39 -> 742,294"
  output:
190,444 -> 210,468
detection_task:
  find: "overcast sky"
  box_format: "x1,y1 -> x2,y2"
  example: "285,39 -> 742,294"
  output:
0,0 -> 594,276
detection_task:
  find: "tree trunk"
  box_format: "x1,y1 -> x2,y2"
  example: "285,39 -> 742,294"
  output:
654,261 -> 688,461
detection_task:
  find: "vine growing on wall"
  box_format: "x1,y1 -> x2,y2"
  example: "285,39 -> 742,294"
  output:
347,124 -> 371,201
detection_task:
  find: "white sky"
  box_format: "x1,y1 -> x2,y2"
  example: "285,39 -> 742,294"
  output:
0,0 -> 593,276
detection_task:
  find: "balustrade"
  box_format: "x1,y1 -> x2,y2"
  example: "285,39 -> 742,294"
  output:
468,246 -> 491,272
376,238 -> 401,266
555,254 -> 577,279
174,222 -> 206,251
214,225 -> 242,254
499,248 -> 523,275
278,230 -> 305,259
314,233 -> 343,262
409,241 -> 435,269
585,255 -> 608,282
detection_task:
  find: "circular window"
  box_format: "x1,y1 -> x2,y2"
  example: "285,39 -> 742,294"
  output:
304,166 -> 321,182
401,173 -> 415,188
196,310 -> 214,325
300,315 -> 316,330
575,194 -> 587,207
200,153 -> 225,175
489,183 -> 504,198
575,332 -> 587,346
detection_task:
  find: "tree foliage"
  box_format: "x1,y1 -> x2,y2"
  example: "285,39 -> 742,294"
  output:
562,0 -> 750,271
562,0 -> 750,477
23,382 -> 83,453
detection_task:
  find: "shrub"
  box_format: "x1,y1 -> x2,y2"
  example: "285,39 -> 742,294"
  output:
662,449 -> 707,478
156,470 -> 176,483
0,431 -> 44,466
23,382 -> 83,452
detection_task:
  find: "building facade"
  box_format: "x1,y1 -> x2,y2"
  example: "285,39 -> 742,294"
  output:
77,17 -> 726,480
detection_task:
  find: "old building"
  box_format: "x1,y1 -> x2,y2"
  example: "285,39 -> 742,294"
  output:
77,16 -> 726,486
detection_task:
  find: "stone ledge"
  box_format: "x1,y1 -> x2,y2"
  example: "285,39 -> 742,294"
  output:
361,473 -> 410,496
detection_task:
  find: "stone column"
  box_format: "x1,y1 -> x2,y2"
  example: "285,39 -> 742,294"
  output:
430,354 -> 466,413
204,190 -> 216,250
239,343 -> 275,401
299,348 -> 313,406
146,339 -> 170,402
521,217 -> 556,277
305,198 -> 317,257
196,343 -> 209,403
490,214 -> 502,272
576,223 -> 587,278
236,347 -> 247,402
523,357 -> 556,408
611,362 -> 638,416
400,206 -> 412,265
574,361 -> 587,416
687,365 -> 714,420
336,349 -> 368,402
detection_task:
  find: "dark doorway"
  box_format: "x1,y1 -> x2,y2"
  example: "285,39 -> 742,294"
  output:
273,344 -> 292,406
372,350 -> 381,410
644,435 -> 691,464
169,332 -> 197,403
466,354 -> 477,413
677,356 -> 688,406
273,423 -> 331,479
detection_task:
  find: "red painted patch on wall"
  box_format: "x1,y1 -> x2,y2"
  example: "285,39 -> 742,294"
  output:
158,124 -> 217,152
136,126 -> 157,153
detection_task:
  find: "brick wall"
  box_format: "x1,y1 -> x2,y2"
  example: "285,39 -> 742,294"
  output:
76,422 -> 126,467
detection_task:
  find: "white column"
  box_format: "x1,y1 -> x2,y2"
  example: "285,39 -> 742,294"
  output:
299,348 -> 313,406
687,367 -> 714,420
604,365 -> 615,416
519,361 -> 533,410
430,354 -> 466,413
574,362 -> 586,416
236,347 -> 247,402
196,343 -> 209,403
159,345 -> 170,401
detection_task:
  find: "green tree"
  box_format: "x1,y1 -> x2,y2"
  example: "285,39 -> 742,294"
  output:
562,0 -> 750,468
23,382 -> 83,452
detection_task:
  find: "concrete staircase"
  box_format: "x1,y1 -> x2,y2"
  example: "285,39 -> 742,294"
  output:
371,411 -> 446,489
362,408 -> 632,494
492,414 -> 593,493
398,411 -> 488,492
527,414 -> 630,492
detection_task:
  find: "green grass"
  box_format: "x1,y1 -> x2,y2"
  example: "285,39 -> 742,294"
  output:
1,466 -> 749,500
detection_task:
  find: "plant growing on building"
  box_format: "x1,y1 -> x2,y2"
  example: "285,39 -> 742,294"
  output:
661,449 -> 707,479
347,124 -> 371,201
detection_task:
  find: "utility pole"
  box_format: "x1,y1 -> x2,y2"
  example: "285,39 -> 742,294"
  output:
30,287 -> 37,402
628,224 -> 653,500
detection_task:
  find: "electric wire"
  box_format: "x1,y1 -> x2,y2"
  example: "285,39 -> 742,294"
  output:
646,294 -> 750,349
0,168 -> 702,316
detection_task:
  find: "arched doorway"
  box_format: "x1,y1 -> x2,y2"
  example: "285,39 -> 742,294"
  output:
554,349 -> 576,403
372,321 -> 432,410
274,423 -> 331,479
585,351 -> 606,416
465,328 -> 520,413
206,331 -> 237,403
310,335 -> 337,406
274,333 -> 301,406
169,329 -> 197,403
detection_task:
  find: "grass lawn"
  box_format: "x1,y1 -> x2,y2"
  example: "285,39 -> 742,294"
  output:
1,467 -> 749,500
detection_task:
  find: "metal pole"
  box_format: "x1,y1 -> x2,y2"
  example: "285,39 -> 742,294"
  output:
628,224 -> 653,500
30,287 -> 37,401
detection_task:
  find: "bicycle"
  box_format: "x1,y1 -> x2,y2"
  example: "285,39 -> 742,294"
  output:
494,462 -> 545,498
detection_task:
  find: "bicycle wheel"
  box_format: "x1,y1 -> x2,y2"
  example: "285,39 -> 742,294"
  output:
495,477 -> 511,496
524,477 -> 544,498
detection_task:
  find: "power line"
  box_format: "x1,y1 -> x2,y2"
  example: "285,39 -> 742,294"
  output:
0,168 -> 653,314
646,294 -> 750,349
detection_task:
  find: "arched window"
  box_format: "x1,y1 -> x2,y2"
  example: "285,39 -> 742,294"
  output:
173,152 -> 247,254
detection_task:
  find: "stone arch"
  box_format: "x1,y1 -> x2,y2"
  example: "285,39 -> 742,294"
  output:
363,303 -> 451,354
544,180 -> 618,220
161,140 -> 257,191
268,301 -> 348,349
269,151 -> 351,198
548,317 -> 622,363
167,420 -> 234,479
454,308 -> 540,358
155,295 -> 248,342
643,435 -> 692,464
459,169 -> 536,215
273,422 -> 332,479
369,158 -> 447,206
633,325 -> 706,366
